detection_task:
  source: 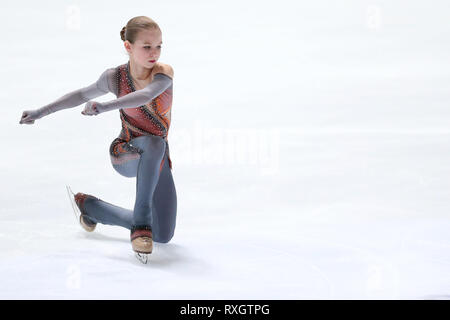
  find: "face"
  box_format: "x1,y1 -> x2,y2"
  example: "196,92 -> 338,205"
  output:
125,28 -> 163,68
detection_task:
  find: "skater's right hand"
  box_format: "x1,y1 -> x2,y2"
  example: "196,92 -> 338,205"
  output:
81,101 -> 101,116
19,109 -> 43,125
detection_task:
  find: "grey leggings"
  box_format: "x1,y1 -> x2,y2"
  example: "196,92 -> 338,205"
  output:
82,135 -> 177,243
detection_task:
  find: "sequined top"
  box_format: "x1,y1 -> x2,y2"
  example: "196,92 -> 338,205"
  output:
109,61 -> 174,169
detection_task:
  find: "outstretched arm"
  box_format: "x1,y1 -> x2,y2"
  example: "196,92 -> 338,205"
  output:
19,68 -> 115,124
82,73 -> 172,116
37,68 -> 114,116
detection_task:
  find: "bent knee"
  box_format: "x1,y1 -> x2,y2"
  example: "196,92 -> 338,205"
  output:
154,232 -> 174,244
112,159 -> 139,178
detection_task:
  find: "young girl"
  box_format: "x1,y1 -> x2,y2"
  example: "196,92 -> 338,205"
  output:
19,16 -> 177,264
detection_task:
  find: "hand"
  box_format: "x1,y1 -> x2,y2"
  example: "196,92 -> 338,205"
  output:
19,109 -> 42,125
81,101 -> 102,116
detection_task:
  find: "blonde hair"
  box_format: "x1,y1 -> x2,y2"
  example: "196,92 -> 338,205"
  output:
120,16 -> 161,43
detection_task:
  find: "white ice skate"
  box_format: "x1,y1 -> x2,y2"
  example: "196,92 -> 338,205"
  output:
131,227 -> 153,264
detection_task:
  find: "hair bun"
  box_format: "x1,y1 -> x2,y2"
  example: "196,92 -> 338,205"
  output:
120,26 -> 127,41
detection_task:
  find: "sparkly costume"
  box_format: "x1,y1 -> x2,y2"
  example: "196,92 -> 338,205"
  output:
27,61 -> 177,243
109,61 -> 174,172
33,61 -> 174,172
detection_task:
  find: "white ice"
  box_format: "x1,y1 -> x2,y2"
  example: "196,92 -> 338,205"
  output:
1,0 -> 449,299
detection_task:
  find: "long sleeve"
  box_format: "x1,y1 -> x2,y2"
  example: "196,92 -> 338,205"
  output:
35,68 -> 115,118
95,73 -> 173,114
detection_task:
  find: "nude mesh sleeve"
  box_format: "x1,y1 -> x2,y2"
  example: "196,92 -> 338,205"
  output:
35,68 -> 116,118
95,73 -> 173,114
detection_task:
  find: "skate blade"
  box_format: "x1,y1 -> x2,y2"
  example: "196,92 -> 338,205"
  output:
66,185 -> 81,222
135,252 -> 150,264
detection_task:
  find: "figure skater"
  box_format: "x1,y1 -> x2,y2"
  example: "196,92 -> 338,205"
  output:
19,16 -> 177,264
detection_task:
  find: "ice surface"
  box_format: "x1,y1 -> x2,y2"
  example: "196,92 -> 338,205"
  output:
1,0 -> 449,299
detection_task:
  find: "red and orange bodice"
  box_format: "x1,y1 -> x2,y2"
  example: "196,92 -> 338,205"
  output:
109,61 -> 173,170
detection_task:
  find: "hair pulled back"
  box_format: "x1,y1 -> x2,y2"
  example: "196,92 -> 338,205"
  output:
120,16 -> 161,43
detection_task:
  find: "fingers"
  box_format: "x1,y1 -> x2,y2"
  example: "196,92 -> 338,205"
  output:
81,101 -> 99,116
19,119 -> 35,125
20,112 -> 28,122
20,112 -> 36,125
81,109 -> 95,116
19,114 -> 29,124
20,112 -> 33,124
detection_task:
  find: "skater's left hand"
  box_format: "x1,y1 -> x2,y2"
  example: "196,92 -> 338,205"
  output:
81,101 -> 102,116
